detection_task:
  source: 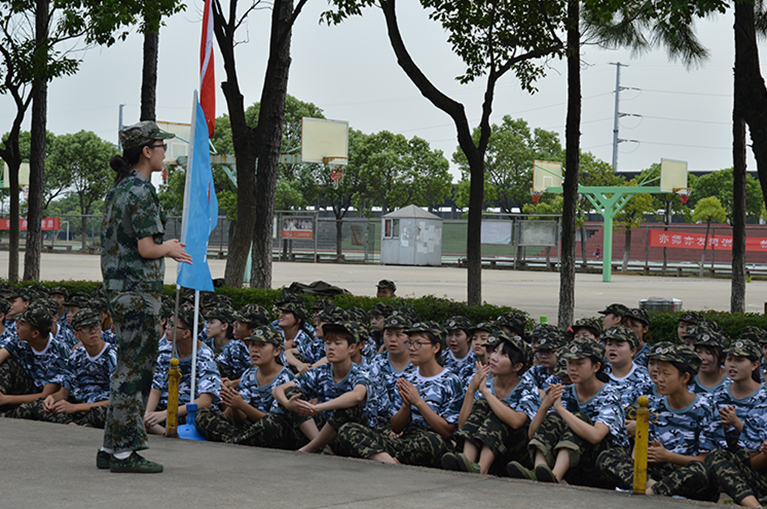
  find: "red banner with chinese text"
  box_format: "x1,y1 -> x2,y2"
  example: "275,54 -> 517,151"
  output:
649,229 -> 767,252
0,218 -> 61,231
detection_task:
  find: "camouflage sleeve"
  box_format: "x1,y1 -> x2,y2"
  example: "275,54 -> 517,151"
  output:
351,365 -> 370,389
61,350 -> 79,392
45,344 -> 71,386
698,396 -> 728,453
440,374 -> 464,425
237,367 -> 255,403
129,184 -> 164,240
740,413 -> 767,451
152,352 -> 169,391
294,366 -> 320,400
195,348 -> 221,404
510,375 -> 542,422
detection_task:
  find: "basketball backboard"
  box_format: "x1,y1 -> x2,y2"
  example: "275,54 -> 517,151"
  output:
156,120 -> 191,164
2,161 -> 30,188
659,158 -> 688,193
301,118 -> 348,165
532,160 -> 563,192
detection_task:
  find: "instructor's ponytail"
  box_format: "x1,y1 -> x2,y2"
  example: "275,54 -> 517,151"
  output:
110,145 -> 143,183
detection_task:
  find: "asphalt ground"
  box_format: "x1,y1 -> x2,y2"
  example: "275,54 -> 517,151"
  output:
2,250 -> 765,323
0,417 -> 720,509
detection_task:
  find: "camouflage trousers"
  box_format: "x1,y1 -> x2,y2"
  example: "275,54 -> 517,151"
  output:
597,447 -> 718,501
0,357 -> 38,413
9,397 -> 108,428
706,447 -> 767,504
334,422 -> 455,468
528,411 -> 617,488
194,407 -> 306,450
102,291 -> 161,454
456,398 -> 531,475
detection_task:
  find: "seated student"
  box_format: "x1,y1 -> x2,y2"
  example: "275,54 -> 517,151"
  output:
376,279 -> 396,299
508,337 -> 628,486
195,326 -> 297,445
677,311 -> 703,348
688,326 -> 731,394
713,339 -> 767,449
366,314 -> 415,431
347,307 -> 375,361
333,321 -> 463,468
597,303 -> 629,330
157,302 -> 174,353
495,312 -> 527,339
526,328 -> 567,392
273,320 -> 369,454
280,301 -> 318,375
443,332 -> 540,475
570,318 -> 601,341
442,316 -> 475,375
0,297 -> 12,349
625,341 -> 675,438
49,287 -> 69,329
5,288 -> 35,334
10,308 -> 116,427
368,302 -> 394,354
89,296 -> 116,345
34,297 -> 77,350
602,326 -> 653,409
204,306 -> 235,355
740,326 -> 767,382
62,293 -> 91,333
216,303 -> 270,385
0,303 -> 69,414
528,323 -> 568,353
458,322 -> 502,386
144,305 -> 221,435
624,308 -> 651,366
598,345 -> 724,501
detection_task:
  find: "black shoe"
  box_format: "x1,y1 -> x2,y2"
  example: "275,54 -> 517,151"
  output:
441,452 -> 461,471
96,450 -> 111,470
110,452 -> 163,473
507,461 -> 536,481
534,464 -> 558,483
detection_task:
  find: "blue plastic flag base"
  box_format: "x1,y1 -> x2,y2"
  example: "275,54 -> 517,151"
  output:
178,403 -> 207,441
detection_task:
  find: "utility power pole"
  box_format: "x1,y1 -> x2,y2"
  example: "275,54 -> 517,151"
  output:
610,62 -> 641,171
118,104 -> 125,151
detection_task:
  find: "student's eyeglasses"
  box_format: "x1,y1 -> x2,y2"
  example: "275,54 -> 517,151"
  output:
76,324 -> 102,334
405,340 -> 432,350
148,142 -> 167,151
165,322 -> 188,330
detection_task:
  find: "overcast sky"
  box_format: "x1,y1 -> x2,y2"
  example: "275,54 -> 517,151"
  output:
0,1 -> 760,181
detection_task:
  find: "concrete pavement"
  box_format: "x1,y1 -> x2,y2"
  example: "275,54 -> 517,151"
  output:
0,417 -> 718,509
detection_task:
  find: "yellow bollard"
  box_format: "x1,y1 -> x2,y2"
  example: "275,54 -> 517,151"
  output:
165,357 -> 181,438
629,395 -> 654,494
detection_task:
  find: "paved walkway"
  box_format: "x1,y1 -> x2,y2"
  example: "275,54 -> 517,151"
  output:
0,418 -> 718,509
2,251 -> 765,322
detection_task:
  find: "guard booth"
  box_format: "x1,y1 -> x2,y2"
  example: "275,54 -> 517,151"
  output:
380,205 -> 442,266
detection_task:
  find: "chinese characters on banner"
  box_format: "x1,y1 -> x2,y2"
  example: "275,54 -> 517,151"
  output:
648,229 -> 767,252
282,217 -> 313,239
0,218 -> 60,231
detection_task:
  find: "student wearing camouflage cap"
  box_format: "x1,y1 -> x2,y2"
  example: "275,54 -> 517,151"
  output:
602,326 -> 652,410
0,297 -> 12,350
689,327 -> 730,395
49,287 -> 69,329
368,301 -> 394,354
570,318 -> 601,341
37,296 -> 77,350
7,287 -> 34,324
278,301 -> 317,375
465,322 -> 502,379
525,328 -> 567,392
0,303 -> 69,415
598,344 -> 724,501
740,326 -> 767,383
528,323 -> 568,351
195,326 -> 297,447
143,305 -> 221,437
442,316 -> 475,378
624,308 -> 651,366
215,303 -> 271,384
511,337 -> 628,487
677,310 -> 703,344
597,303 -> 629,330
496,312 -> 528,339
89,296 -> 116,346
443,332 -> 540,475
12,308 -> 116,429
376,279 -> 396,298
203,306 -> 235,355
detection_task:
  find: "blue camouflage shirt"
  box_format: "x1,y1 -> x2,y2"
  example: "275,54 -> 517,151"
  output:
101,329 -> 117,345
526,364 -> 555,390
690,374 -> 733,395
442,349 -> 476,377
293,329 -> 324,366
482,373 -> 541,423
607,363 -> 653,409
293,362 -> 370,420
559,383 -> 629,448
633,342 -> 650,367
0,326 -> 15,350
54,325 -> 78,350
392,368 -> 464,430
215,339 -> 251,380
367,352 -> 416,420
238,366 -> 294,414
649,393 -> 726,456
64,343 -> 117,403
153,342 -> 222,408
714,383 -> 767,450
3,334 -> 70,389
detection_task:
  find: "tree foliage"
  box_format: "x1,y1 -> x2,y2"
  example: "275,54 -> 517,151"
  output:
691,167 -> 763,224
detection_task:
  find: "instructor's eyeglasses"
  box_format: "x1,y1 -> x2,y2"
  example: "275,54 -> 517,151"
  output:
148,143 -> 167,151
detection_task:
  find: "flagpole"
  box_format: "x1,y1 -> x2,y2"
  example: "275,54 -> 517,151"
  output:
191,290 -> 200,402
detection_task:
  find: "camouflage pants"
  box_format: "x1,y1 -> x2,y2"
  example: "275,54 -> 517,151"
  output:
706,447 -> 767,504
0,357 -> 39,413
9,398 -> 108,428
102,291 -> 161,454
456,398 -> 531,474
528,411 -> 616,488
193,407 -> 305,449
598,447 -> 718,501
335,422 -> 455,468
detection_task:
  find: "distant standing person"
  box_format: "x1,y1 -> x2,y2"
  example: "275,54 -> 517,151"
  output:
99,121 -> 191,474
376,280 -> 396,299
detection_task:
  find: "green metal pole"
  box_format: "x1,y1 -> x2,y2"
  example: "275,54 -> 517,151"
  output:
602,210 -> 613,282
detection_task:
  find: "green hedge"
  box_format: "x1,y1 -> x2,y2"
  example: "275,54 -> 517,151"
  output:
647,311 -> 767,345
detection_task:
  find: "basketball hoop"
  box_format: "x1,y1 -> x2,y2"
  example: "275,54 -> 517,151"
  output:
531,190 -> 543,203
330,168 -> 343,182
674,188 -> 691,205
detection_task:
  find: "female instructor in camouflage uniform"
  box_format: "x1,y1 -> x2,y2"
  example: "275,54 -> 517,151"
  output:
98,121 -> 191,473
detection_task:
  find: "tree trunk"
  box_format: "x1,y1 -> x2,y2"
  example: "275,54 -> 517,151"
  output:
579,223 -> 587,268
140,7 -> 160,121
249,0 -> 293,289
2,148 -> 21,282
622,228 -> 631,272
335,218 -> 343,261
23,0 -> 49,281
699,221 -> 711,277
732,5 -> 748,313
558,0 -> 580,328
545,246 -> 551,270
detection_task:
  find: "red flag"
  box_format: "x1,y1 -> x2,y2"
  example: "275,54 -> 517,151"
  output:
200,0 -> 215,136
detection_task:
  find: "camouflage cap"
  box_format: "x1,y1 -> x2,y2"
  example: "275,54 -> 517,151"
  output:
323,320 -> 363,345
7,287 -> 35,302
275,291 -> 303,308
554,348 -> 569,379
444,315 -> 472,332
647,341 -> 677,361
724,339 -> 762,362
678,311 -> 703,325
0,282 -> 11,298
597,303 -> 630,317
406,321 -> 447,350
65,293 -> 91,309
49,286 -> 69,299
391,306 -> 418,324
347,307 -> 369,325
740,326 -> 767,345
489,332 -> 533,369
529,323 -> 568,343
37,297 -> 60,319
383,315 -> 411,330
311,299 -> 331,311
496,312 -> 527,335
28,283 -> 50,298
698,320 -> 723,334
601,325 -> 640,350
174,304 -> 196,330
0,296 -> 9,315
571,318 -> 602,337
560,337 -> 606,361
650,344 -> 702,373
242,326 -> 284,347
119,120 -> 175,151
534,328 -> 567,351
626,308 -> 650,326
70,308 -> 101,330
470,321 -> 503,336
377,279 -> 397,292
16,302 -> 53,332
234,303 -> 271,327
689,327 -> 728,349
205,305 -> 235,325
369,302 -> 394,318
317,304 -> 346,323
279,301 -> 308,323
352,321 -> 370,343
160,302 -> 174,320
89,296 -> 109,314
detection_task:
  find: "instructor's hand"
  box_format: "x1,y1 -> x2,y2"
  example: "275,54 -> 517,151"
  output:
165,239 -> 192,264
